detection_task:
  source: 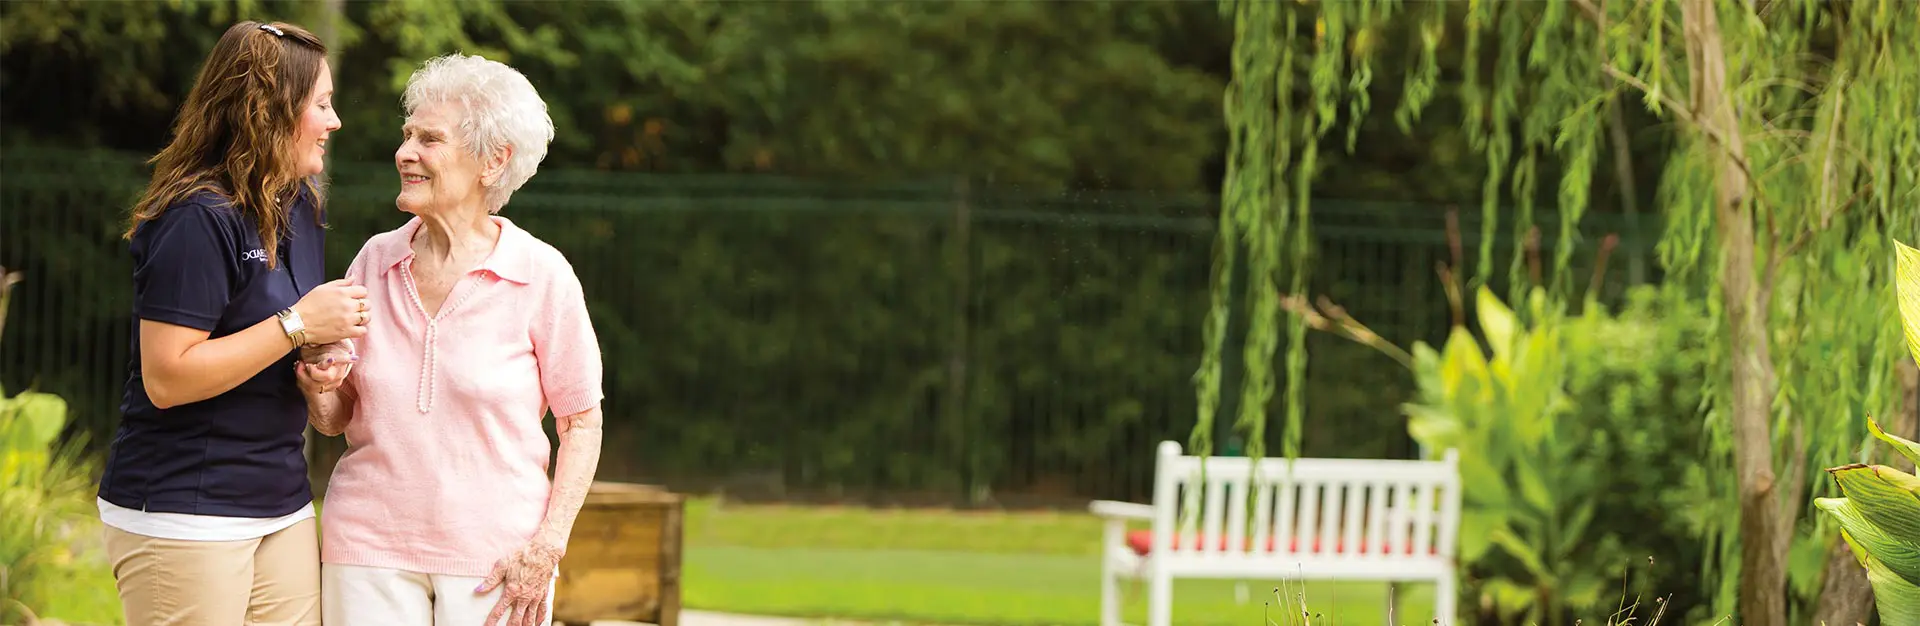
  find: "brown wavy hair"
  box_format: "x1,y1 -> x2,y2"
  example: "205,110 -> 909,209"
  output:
124,20 -> 329,269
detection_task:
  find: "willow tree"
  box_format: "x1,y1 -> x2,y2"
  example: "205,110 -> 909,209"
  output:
1195,1 -> 1920,624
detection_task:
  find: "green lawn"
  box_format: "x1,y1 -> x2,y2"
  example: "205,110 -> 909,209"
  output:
679,499 -> 1437,626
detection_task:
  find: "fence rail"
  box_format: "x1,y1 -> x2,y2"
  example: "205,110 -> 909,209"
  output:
0,147 -> 1653,507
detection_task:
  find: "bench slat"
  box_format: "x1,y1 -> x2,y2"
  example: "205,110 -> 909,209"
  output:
1318,478 -> 1342,558
1201,476 -> 1227,557
1341,481 -> 1365,562
1224,479 -> 1249,559
1413,483 -> 1436,558
1250,478 -> 1275,561
1387,482 -> 1413,558
1365,480 -> 1389,562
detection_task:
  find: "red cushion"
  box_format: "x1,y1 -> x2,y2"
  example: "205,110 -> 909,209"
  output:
1123,529 -> 1439,557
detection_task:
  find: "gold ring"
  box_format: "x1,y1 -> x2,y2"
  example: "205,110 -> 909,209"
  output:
358,311 -> 369,326
358,299 -> 369,312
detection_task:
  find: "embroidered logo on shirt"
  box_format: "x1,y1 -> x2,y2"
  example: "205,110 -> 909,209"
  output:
241,249 -> 268,263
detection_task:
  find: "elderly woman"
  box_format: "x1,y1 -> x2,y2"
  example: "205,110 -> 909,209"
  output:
302,54 -> 603,626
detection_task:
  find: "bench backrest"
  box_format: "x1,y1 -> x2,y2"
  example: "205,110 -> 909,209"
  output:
1146,440 -> 1462,565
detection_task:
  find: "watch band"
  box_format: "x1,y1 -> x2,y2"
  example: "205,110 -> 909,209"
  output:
276,308 -> 308,347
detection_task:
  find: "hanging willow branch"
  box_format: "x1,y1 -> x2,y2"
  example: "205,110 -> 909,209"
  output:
1199,0 -> 1920,623
1192,0 -> 1406,470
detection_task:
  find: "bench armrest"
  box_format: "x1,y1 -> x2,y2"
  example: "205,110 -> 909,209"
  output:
1089,500 -> 1154,521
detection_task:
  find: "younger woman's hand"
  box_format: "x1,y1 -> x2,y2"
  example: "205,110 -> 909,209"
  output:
292,279 -> 370,345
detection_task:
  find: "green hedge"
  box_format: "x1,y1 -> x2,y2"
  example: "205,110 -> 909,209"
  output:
1,147 -> 1642,504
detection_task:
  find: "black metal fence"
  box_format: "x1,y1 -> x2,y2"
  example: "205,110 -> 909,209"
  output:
0,146 -> 1651,507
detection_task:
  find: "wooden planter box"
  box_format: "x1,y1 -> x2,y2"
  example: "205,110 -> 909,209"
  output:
553,482 -> 684,626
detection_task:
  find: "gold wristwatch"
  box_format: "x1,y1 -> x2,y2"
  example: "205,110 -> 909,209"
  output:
276,308 -> 308,347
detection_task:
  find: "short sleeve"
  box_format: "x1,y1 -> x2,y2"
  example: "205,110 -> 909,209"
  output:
530,264 -> 604,418
130,203 -> 237,332
343,236 -> 374,285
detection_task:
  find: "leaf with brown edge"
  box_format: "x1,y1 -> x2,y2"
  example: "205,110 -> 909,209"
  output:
1828,464 -> 1920,543
1870,414 -> 1920,469
1816,494 -> 1920,586
1895,239 -> 1920,366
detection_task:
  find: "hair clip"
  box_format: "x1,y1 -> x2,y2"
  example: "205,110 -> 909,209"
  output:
259,24 -> 285,37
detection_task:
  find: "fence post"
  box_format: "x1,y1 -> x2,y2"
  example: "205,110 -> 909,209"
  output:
945,177 -> 979,505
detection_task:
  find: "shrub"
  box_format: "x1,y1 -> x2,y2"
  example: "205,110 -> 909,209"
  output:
0,267 -> 120,625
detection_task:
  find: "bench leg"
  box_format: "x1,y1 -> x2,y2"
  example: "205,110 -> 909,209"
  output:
1146,572 -> 1172,626
1386,582 -> 1400,625
1435,573 -> 1457,625
1100,519 -> 1124,626
1099,560 -> 1121,626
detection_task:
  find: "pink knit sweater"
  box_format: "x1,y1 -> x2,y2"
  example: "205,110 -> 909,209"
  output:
320,216 -> 603,576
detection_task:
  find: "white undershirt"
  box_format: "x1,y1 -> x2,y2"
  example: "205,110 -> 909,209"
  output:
97,497 -> 315,542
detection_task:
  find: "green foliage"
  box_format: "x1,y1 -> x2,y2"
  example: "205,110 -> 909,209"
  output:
3,0 -> 1228,193
1596,3 -> 1920,619
1808,239 -> 1920,625
1814,433 -> 1920,625
1288,281 -> 1713,624
1255,1 -> 1920,622
0,273 -> 118,624
1561,286 -> 1716,616
1403,287 -> 1613,624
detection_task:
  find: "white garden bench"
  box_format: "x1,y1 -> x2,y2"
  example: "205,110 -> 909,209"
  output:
1090,441 -> 1462,626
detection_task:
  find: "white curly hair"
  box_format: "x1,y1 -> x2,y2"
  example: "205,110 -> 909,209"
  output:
402,53 -> 555,213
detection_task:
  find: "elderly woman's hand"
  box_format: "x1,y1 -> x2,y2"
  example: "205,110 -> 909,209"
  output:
300,340 -> 355,366
478,540 -> 564,626
295,358 -> 353,396
295,340 -> 356,396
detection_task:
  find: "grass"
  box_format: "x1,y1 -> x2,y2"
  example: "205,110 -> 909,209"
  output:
13,544 -> 121,625
23,494 -> 1438,626
680,498 -> 1436,626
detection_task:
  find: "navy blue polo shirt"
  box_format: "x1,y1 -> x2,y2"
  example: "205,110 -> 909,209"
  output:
99,185 -> 327,518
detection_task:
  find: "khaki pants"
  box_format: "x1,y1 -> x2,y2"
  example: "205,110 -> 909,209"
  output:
104,518 -> 321,626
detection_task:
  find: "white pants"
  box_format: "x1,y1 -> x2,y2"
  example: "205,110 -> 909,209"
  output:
321,563 -> 553,626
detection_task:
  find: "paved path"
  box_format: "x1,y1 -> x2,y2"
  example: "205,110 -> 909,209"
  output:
590,609 -> 920,626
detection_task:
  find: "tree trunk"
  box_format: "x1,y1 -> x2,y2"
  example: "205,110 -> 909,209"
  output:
1812,361 -> 1916,625
1680,0 -> 1786,624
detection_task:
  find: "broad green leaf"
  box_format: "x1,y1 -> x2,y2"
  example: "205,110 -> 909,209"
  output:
8,391 -> 68,450
1896,239 -> 1920,366
1457,508 -> 1503,563
1870,414 -> 1920,469
1830,464 -> 1920,541
1489,525 -> 1552,580
1816,496 -> 1920,586
1837,528 -> 1920,625
1559,499 -> 1598,558
1459,450 -> 1511,510
1561,571 -> 1609,612
1481,579 -> 1535,618
1438,326 -> 1490,400
1476,286 -> 1518,359
1512,453 -> 1554,515
1404,404 -> 1463,451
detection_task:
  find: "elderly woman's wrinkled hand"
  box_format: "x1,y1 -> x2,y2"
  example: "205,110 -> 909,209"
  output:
295,342 -> 356,396
478,540 -> 564,626
295,360 -> 353,396
300,340 -> 356,366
